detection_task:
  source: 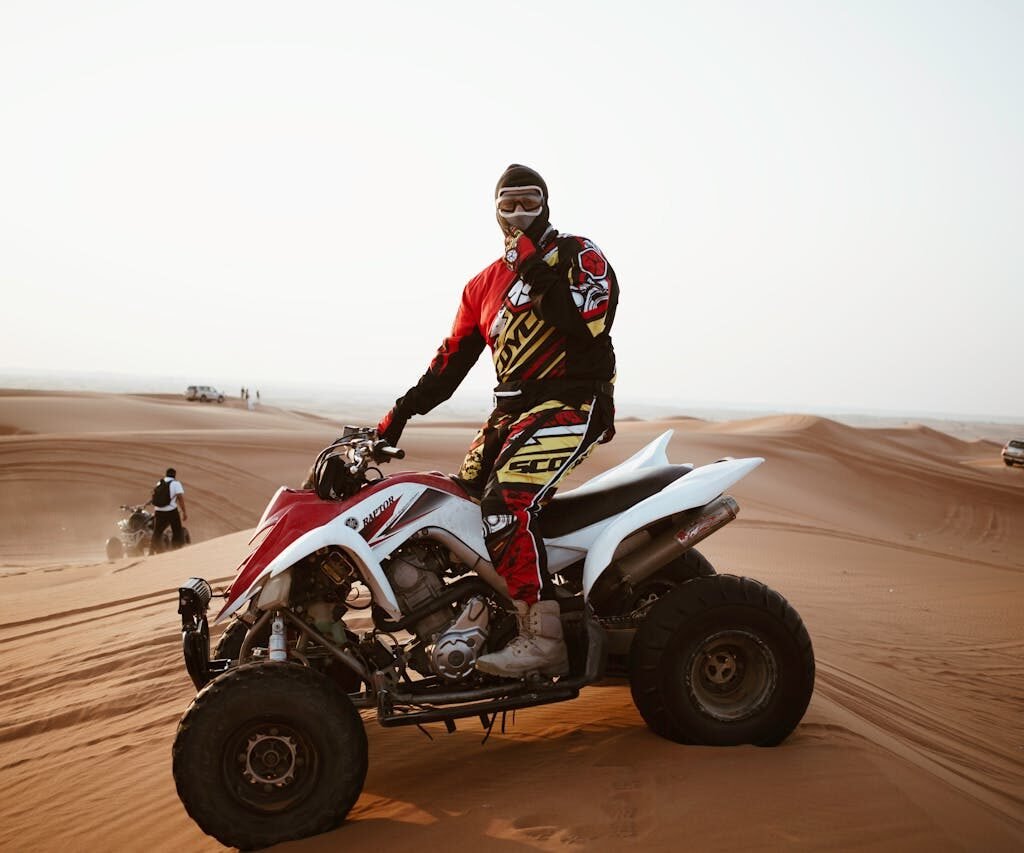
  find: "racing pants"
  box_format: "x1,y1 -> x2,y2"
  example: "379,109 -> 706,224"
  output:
457,395 -> 613,604
151,508 -> 184,553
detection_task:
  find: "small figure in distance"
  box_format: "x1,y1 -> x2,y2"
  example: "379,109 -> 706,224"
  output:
150,467 -> 188,554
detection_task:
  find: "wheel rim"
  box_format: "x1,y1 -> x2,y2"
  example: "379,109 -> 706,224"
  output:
684,629 -> 777,722
223,720 -> 319,813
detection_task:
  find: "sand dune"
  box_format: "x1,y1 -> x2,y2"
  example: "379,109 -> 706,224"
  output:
1,391 -> 1022,851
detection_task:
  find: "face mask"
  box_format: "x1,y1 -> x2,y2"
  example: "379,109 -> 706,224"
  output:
496,186 -> 544,232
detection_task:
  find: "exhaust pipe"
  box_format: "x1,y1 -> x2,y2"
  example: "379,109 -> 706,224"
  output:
673,495 -> 740,552
590,495 -> 739,606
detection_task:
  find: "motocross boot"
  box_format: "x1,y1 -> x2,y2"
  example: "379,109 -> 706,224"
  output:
475,599 -> 569,678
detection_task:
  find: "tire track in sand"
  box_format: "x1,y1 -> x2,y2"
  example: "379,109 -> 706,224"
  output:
815,659 -> 1024,827
736,517 -> 1024,573
0,574 -> 236,633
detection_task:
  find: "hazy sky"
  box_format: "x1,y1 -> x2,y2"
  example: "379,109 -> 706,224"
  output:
2,1 -> 1021,419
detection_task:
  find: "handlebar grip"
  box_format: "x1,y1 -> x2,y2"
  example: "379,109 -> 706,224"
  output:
371,440 -> 404,461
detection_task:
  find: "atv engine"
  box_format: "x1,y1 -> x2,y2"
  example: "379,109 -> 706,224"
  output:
385,544 -> 490,680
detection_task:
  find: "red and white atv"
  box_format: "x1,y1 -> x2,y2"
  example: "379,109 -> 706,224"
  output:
173,426 -> 814,850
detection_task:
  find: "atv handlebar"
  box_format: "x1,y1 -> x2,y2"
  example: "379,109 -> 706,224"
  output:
312,428 -> 404,498
374,442 -> 405,462
345,439 -> 404,474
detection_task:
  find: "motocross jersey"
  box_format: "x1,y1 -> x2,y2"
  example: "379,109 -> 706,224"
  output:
380,226 -> 618,434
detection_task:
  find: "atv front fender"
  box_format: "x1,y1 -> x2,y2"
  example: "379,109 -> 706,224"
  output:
218,518 -> 401,623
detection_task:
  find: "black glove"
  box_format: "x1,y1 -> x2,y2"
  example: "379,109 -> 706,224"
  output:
376,407 -> 408,447
519,253 -> 561,297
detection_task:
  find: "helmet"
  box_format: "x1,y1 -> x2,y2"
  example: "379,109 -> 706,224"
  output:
495,163 -> 549,238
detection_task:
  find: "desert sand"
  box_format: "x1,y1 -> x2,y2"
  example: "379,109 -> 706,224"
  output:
1,390 -> 1022,852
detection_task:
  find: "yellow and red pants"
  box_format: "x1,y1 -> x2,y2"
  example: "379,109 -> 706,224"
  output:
457,396 -> 613,604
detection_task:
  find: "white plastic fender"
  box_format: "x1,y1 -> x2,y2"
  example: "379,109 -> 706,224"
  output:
581,456 -> 764,599
369,490 -> 490,566
561,430 -> 675,497
217,518 -> 402,623
254,486 -> 288,532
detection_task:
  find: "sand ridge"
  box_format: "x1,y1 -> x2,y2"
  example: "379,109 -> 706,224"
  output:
0,391 -> 1022,851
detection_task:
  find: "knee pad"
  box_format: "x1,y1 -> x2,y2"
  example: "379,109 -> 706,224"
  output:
482,513 -> 517,562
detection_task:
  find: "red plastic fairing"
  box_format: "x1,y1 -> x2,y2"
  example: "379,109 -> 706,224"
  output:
218,490 -> 344,619
216,474 -> 469,620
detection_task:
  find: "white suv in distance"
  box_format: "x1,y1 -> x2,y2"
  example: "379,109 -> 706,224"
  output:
1002,439 -> 1024,467
186,385 -> 226,403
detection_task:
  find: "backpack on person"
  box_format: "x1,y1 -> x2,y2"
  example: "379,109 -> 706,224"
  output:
152,478 -> 173,508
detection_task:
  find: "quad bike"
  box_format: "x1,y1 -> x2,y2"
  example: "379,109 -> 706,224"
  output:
105,504 -> 191,560
173,427 -> 814,850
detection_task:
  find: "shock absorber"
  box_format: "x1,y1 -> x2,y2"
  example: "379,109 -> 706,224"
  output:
269,612 -> 287,661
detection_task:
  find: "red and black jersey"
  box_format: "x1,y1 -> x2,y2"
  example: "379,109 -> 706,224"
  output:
381,227 -> 617,432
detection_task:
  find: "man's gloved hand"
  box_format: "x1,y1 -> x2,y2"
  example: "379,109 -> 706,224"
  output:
518,252 -> 561,297
376,408 -> 407,448
503,229 -> 539,271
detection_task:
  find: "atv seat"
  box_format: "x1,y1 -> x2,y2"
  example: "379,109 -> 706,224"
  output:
538,464 -> 693,539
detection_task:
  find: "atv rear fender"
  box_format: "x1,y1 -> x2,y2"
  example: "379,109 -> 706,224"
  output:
581,457 -> 763,599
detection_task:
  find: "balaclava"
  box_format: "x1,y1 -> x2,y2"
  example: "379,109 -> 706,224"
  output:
495,163 -> 550,239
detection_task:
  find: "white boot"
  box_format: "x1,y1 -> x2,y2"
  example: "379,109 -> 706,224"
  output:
476,600 -> 569,678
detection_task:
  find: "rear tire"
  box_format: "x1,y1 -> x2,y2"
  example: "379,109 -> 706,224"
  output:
600,548 -> 716,674
622,548 -> 716,615
105,537 -> 123,561
629,574 -> 814,746
173,662 -> 368,850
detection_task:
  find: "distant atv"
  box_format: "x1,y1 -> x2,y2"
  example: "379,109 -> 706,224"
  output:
105,504 -> 191,560
173,427 -> 815,850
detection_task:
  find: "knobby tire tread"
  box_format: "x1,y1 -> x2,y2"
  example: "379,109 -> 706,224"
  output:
629,574 -> 815,745
173,662 -> 368,850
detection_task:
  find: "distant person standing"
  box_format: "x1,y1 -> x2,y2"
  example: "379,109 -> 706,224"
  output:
150,467 -> 187,554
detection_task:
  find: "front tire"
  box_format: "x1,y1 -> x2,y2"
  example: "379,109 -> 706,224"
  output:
214,618 -> 270,660
629,574 -> 814,746
215,618 -> 364,694
105,537 -> 123,561
173,662 -> 368,850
